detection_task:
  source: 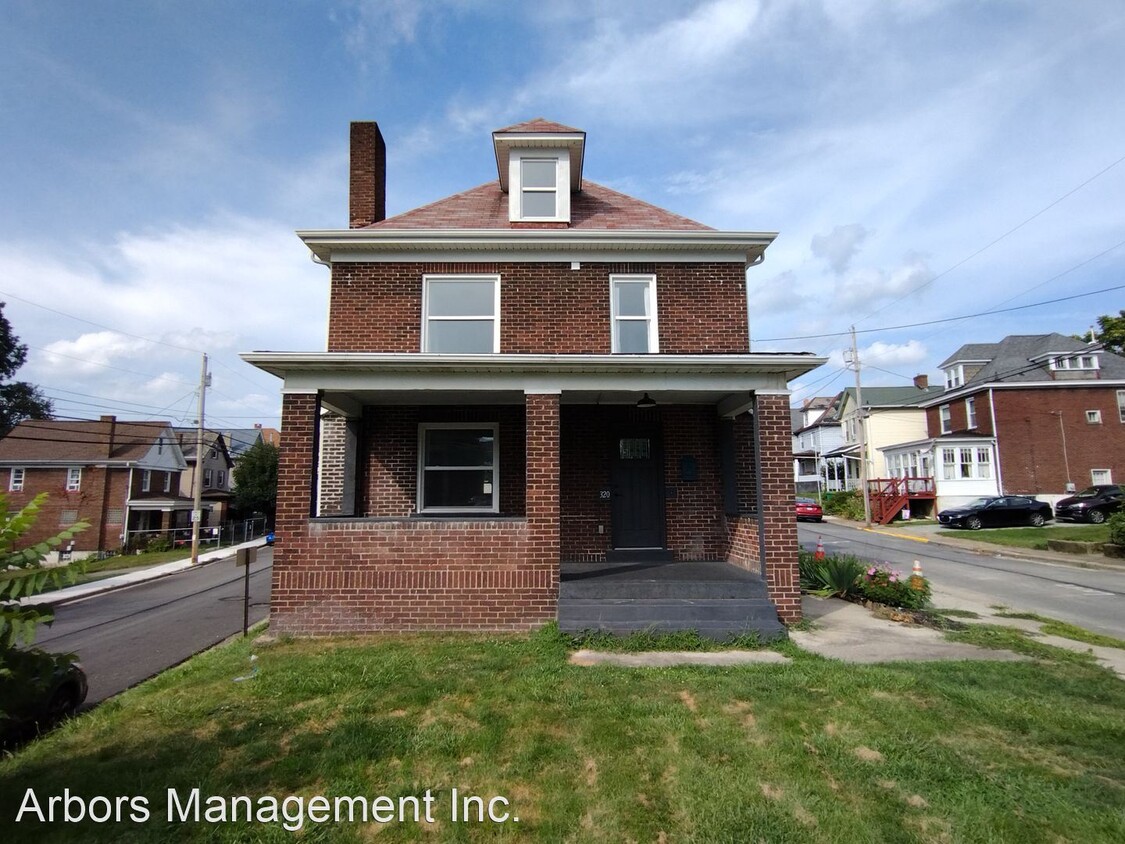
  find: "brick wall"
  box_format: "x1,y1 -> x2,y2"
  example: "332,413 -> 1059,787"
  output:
270,393 -> 557,635
992,387 -> 1125,494
327,262 -> 750,354
317,413 -> 348,516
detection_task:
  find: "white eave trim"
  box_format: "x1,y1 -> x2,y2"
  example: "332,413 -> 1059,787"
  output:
922,378 -> 1125,406
297,228 -> 777,264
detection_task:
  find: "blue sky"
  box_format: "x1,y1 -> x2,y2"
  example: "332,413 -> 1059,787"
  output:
2,0 -> 1123,429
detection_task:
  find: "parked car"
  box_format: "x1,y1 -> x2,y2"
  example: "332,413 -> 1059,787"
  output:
1054,485 -> 1123,524
795,497 -> 824,522
938,496 -> 1052,530
0,648 -> 87,738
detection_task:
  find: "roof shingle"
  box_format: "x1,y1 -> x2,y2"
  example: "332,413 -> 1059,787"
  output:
494,118 -> 583,134
0,419 -> 174,463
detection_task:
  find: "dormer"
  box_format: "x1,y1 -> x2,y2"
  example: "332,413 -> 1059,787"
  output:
943,359 -> 988,390
492,119 -> 586,225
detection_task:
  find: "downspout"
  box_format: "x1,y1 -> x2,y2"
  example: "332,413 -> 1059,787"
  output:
988,388 -> 1004,494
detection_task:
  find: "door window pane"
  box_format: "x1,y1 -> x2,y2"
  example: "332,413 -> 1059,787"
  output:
619,438 -> 651,460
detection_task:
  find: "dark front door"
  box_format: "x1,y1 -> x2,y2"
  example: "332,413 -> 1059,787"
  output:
610,431 -> 664,548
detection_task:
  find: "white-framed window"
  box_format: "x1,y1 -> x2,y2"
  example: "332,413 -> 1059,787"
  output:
941,447 -> 956,480
1086,409 -> 1102,424
422,275 -> 501,354
610,275 -> 659,354
1049,354 -> 1099,371
508,149 -> 571,223
217,470 -> 225,487
976,447 -> 991,478
941,446 -> 992,480
66,468 -> 82,492
965,397 -> 977,429
417,423 -> 498,514
157,437 -> 163,455
9,467 -> 24,491
163,472 -> 171,493
1117,390 -> 1125,423
204,469 -> 213,487
142,470 -> 152,492
944,365 -> 964,390
1091,469 -> 1113,485
939,404 -> 952,434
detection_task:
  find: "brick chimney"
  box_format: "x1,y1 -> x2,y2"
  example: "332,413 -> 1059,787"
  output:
100,414 -> 116,457
349,122 -> 386,228
913,374 -> 929,390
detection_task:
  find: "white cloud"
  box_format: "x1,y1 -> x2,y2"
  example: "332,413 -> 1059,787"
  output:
811,224 -> 869,275
41,332 -> 154,375
833,255 -> 935,310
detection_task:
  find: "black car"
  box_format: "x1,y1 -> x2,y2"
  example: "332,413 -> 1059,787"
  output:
1054,485 -> 1123,524
0,649 -> 88,738
938,496 -> 1053,530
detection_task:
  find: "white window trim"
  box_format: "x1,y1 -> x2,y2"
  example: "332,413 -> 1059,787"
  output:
944,365 -> 964,390
9,467 -> 24,492
965,397 -> 977,429
142,470 -> 151,492
416,423 -> 500,515
1091,468 -> 1113,485
610,274 -> 660,354
508,148 -> 571,223
1117,390 -> 1125,423
939,404 -> 952,435
1086,409 -> 1102,424
421,274 -> 501,354
163,472 -> 172,493
1048,354 -> 1099,371
204,468 -> 213,487
66,467 -> 82,492
217,471 -> 225,487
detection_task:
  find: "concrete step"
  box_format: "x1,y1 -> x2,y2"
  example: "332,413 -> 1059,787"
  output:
557,597 -> 786,641
560,579 -> 772,600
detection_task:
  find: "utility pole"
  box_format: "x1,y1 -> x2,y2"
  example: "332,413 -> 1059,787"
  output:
847,326 -> 872,526
190,353 -> 210,565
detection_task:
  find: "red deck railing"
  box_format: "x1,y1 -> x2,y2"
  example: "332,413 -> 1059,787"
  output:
866,476 -> 936,525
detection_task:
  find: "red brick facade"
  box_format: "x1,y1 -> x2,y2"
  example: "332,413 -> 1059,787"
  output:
327,262 -> 750,355
926,386 -> 1125,494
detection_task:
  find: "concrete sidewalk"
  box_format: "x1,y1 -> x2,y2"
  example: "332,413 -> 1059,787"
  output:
21,538 -> 269,607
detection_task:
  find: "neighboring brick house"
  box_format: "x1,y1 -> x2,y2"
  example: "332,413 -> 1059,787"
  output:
884,334 -> 1125,510
243,119 -> 823,635
0,416 -> 190,560
173,428 -> 234,524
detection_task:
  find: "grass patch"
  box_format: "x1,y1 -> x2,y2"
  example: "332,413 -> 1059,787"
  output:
2,625 -> 1124,841
938,524 -> 1110,551
564,627 -> 767,652
994,612 -> 1125,649
932,608 -> 981,619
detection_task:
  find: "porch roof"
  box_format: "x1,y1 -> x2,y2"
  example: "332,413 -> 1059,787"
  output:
242,352 -> 826,418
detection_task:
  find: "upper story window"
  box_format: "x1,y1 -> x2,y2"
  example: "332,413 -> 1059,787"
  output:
9,467 -> 24,491
944,365 -> 964,390
1049,354 -> 1099,371
163,472 -> 172,493
508,149 -> 571,223
1118,390 -> 1125,423
965,397 -> 977,429
66,468 -> 82,492
217,470 -> 226,487
422,275 -> 500,354
204,468 -> 213,487
610,275 -> 659,353
142,470 -> 152,492
939,404 -> 952,434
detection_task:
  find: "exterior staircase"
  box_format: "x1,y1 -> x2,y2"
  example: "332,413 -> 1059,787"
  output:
867,477 -> 936,525
558,560 -> 786,641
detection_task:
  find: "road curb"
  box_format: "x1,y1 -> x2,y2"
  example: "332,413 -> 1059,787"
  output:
24,539 -> 270,608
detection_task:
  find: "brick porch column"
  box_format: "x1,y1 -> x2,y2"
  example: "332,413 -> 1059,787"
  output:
275,392 -> 318,576
525,392 -> 561,605
756,393 -> 801,623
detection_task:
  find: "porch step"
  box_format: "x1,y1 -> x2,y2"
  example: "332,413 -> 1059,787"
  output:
557,598 -> 786,641
605,548 -> 675,563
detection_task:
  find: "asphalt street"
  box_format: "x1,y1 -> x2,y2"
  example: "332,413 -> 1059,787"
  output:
798,521 -> 1125,639
33,550 -> 273,706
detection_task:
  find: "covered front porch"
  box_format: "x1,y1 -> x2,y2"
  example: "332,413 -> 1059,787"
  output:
245,352 -> 822,635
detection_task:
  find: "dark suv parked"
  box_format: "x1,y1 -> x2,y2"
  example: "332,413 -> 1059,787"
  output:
1054,485 -> 1123,524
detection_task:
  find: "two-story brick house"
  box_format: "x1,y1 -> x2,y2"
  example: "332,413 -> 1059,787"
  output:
882,334 -> 1125,511
243,119 -> 823,635
0,416 -> 190,559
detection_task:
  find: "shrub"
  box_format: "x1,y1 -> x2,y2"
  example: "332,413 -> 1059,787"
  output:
145,537 -> 173,553
856,563 -> 931,610
798,549 -> 865,599
823,489 -> 864,521
1107,510 -> 1125,547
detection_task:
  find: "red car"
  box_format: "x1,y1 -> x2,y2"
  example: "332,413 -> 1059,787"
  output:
795,497 -> 823,522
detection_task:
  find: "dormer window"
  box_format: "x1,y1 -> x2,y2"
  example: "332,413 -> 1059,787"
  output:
1048,354 -> 1098,371
508,150 -> 571,222
944,365 -> 964,390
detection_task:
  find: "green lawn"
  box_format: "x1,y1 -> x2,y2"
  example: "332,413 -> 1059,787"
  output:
938,523 -> 1110,550
1,626 -> 1123,842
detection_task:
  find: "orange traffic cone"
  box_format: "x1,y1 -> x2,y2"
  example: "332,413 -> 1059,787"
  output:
815,537 -> 826,561
912,560 -> 923,578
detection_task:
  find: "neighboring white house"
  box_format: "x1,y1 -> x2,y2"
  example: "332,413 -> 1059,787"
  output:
881,436 -> 999,513
792,395 -> 845,493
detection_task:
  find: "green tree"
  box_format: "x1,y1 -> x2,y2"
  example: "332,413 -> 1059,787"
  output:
232,440 -> 279,525
0,302 -> 52,433
1091,310 -> 1125,356
1,493 -> 89,650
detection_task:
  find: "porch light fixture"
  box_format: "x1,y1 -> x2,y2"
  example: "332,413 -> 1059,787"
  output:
636,393 -> 657,409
